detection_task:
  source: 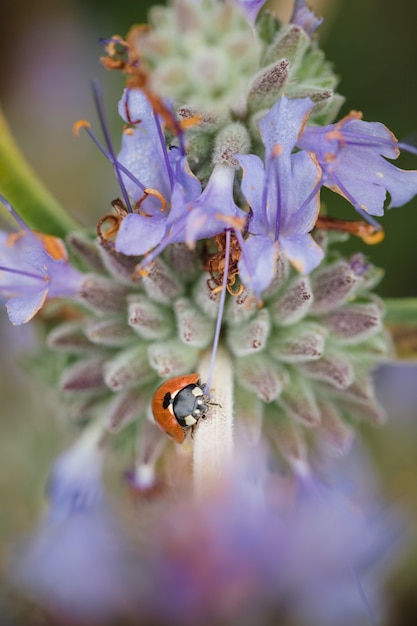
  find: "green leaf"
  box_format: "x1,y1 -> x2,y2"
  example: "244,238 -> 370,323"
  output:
384,298 -> 417,360
0,107 -> 78,237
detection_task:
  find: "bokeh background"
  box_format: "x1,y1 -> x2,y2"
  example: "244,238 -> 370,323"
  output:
0,0 -> 417,623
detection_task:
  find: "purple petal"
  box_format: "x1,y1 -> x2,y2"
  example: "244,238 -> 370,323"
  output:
280,233 -> 324,274
185,165 -> 246,245
236,0 -> 267,22
330,150 -> 417,216
25,249 -> 84,297
115,212 -> 168,256
236,154 -> 268,235
290,0 -> 323,34
238,235 -> 279,296
117,90 -> 170,203
259,96 -> 315,157
170,154 -> 202,202
282,150 -> 321,234
6,289 -> 48,325
297,115 -> 417,215
14,508 -> 140,623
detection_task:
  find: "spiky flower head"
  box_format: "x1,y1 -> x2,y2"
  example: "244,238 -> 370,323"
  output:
3,0 -> 417,621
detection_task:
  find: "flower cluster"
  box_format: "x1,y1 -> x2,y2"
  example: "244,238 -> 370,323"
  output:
1,0 -> 416,623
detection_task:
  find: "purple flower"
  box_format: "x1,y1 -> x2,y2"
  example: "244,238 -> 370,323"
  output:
297,110 -> 417,218
14,427 -> 142,623
139,445 -> 397,626
15,509 -> 140,624
236,0 -> 267,23
114,88 -> 201,256
46,431 -> 104,522
236,96 -> 323,296
290,0 -> 324,34
114,89 -> 247,265
0,223 -> 84,325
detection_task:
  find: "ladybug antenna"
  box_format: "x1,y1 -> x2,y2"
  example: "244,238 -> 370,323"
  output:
90,79 -> 133,212
205,228 -> 232,396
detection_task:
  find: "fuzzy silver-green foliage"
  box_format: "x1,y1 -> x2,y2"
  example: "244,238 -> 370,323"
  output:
42,232 -> 389,463
130,0 -> 342,180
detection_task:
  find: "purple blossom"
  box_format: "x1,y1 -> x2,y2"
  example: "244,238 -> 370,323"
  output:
114,89 -> 246,262
114,88 -> 201,256
139,445 -> 397,626
143,162 -> 247,265
297,111 -> 417,218
236,96 -> 323,296
0,219 -> 84,325
235,0 -> 267,23
14,429 -> 142,623
290,0 -> 324,34
14,507 -> 140,624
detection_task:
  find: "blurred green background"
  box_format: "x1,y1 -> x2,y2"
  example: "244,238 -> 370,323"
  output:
1,0 -> 417,624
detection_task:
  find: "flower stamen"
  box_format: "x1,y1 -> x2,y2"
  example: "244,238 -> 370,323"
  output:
316,216 -> 385,244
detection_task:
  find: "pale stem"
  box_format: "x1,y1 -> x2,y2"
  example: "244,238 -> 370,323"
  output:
73,414 -> 108,460
193,346 -> 234,496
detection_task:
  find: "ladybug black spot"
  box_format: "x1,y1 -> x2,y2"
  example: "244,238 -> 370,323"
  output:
162,392 -> 172,410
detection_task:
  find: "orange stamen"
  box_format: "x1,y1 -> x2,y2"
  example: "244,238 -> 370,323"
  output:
73,119 -> 91,137
315,216 -> 384,245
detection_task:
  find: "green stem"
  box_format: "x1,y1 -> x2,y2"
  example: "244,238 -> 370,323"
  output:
0,107 -> 78,237
384,298 -> 417,325
384,298 -> 417,360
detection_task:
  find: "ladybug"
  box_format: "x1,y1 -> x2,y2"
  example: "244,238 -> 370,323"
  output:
152,374 -> 209,443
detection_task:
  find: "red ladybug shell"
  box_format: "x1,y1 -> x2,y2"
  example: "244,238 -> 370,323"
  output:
152,374 -> 206,444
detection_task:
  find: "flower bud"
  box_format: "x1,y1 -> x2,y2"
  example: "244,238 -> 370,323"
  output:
279,376 -> 321,427
247,59 -> 289,111
77,275 -> 129,314
60,356 -> 106,392
142,258 -> 184,304
212,122 -> 250,168
300,352 -> 354,389
269,323 -> 326,363
165,244 -> 201,282
147,339 -> 198,378
104,346 -> 154,391
47,322 -> 95,354
104,389 -> 146,432
66,232 -> 106,273
310,261 -> 360,314
99,244 -> 140,285
269,275 -> 313,326
192,274 -> 220,320
323,302 -> 382,344
263,24 -> 309,67
174,298 -> 214,348
226,287 -> 259,324
128,295 -> 174,340
235,354 -> 288,402
227,308 -> 271,356
86,319 -> 136,347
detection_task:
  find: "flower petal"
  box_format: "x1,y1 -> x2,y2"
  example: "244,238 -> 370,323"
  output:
115,213 -> 168,256
117,89 -> 170,203
6,289 -> 48,325
259,96 -> 315,157
238,235 -> 279,297
280,233 -> 324,274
